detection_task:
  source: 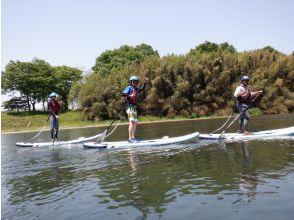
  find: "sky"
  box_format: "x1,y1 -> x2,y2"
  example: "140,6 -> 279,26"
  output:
1,0 -> 294,72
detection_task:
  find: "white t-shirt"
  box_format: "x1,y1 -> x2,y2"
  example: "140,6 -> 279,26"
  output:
234,85 -> 250,97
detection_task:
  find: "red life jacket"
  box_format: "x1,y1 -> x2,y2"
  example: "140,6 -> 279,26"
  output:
129,87 -> 138,105
50,100 -> 59,114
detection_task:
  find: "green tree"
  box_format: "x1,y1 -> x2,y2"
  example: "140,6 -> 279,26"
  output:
262,46 -> 278,53
92,43 -> 159,76
189,41 -> 236,56
53,66 -> 83,110
65,42 -> 294,119
218,42 -> 237,53
2,58 -> 54,111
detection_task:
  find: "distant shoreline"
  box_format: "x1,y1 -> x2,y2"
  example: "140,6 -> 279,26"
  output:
1,116 -> 226,134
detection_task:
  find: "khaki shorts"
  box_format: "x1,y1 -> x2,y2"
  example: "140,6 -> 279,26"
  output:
126,107 -> 138,122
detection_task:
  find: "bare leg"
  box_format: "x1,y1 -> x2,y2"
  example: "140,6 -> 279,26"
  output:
128,122 -> 134,139
132,122 -> 137,138
128,121 -> 138,139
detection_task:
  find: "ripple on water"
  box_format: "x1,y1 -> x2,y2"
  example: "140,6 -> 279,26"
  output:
2,119 -> 294,220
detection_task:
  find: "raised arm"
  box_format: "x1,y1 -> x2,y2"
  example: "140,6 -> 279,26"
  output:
139,77 -> 149,91
251,90 -> 263,97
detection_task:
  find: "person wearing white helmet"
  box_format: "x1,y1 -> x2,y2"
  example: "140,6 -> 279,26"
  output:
122,75 -> 149,143
234,75 -> 263,134
47,92 -> 61,141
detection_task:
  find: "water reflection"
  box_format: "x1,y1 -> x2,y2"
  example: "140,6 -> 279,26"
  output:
237,142 -> 258,203
128,151 -> 148,219
3,139 -> 294,219
2,114 -> 294,219
89,139 -> 293,218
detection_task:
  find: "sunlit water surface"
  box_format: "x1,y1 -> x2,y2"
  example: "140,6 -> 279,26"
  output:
2,114 -> 294,220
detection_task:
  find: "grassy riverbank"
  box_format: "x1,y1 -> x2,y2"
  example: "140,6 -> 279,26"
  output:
1,108 -> 262,133
1,110 -> 186,133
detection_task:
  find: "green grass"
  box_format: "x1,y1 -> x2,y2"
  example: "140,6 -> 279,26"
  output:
1,108 -> 264,133
1,110 -> 107,132
1,110 -> 195,133
249,107 -> 263,116
138,115 -> 187,122
1,110 -> 191,133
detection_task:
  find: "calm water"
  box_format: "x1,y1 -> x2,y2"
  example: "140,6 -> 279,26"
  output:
2,114 -> 294,220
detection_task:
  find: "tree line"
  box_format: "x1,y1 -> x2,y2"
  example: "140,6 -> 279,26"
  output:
2,42 -> 293,120
69,42 -> 294,120
2,58 -> 82,111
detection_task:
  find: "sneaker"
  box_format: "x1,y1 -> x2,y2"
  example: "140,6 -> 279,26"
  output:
133,138 -> 143,142
244,131 -> 252,135
128,138 -> 134,143
128,138 -> 138,143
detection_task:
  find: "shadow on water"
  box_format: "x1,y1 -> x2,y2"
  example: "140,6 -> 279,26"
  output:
1,114 -> 294,219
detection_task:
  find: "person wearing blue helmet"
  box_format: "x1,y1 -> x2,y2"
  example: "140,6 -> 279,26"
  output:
122,75 -> 149,143
234,75 -> 263,134
48,92 -> 61,141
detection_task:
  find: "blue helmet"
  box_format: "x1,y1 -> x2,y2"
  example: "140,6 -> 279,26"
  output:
129,76 -> 139,82
240,75 -> 249,81
49,92 -> 58,97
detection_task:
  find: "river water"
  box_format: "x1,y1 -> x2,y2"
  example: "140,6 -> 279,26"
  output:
1,114 -> 294,220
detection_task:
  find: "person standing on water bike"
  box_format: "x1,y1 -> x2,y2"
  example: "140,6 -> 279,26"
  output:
234,75 -> 263,134
47,92 -> 61,141
122,75 -> 149,143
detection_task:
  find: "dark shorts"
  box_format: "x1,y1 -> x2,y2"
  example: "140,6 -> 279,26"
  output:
236,102 -> 250,121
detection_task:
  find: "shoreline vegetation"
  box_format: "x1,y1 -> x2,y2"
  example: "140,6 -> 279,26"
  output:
2,43 -> 293,138
1,108 -> 264,134
2,43 -> 293,126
